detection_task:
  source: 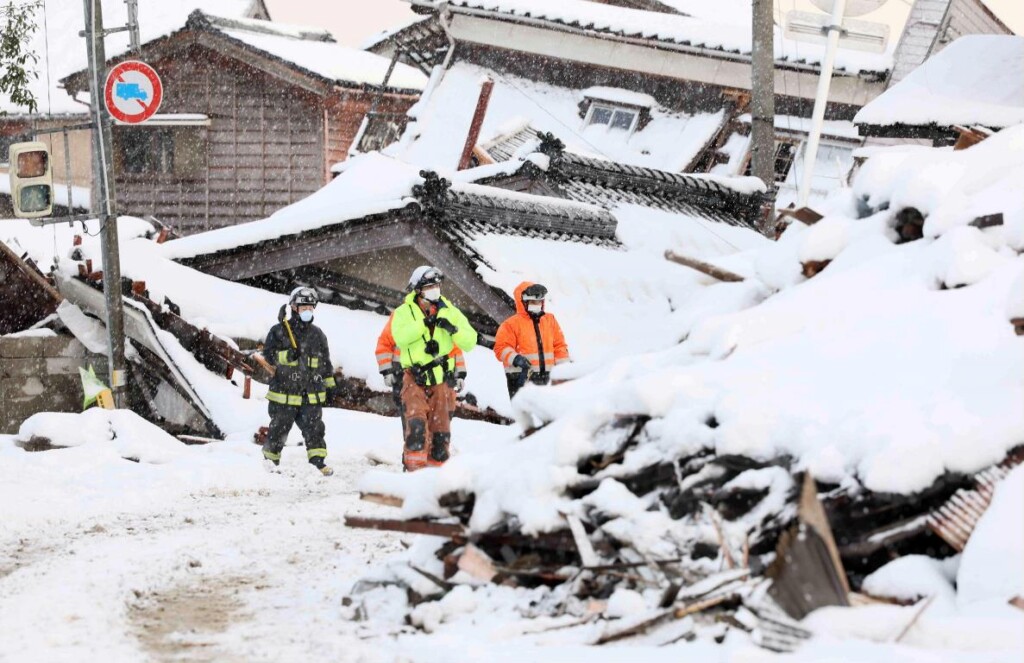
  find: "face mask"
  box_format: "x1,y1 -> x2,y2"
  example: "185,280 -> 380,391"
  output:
298,310 -> 314,323
422,287 -> 441,302
527,303 -> 543,314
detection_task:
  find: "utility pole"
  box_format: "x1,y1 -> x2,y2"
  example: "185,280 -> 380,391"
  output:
83,0 -> 128,407
751,0 -> 776,225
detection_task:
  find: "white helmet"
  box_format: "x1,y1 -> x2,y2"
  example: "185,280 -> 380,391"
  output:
289,286 -> 318,307
407,265 -> 444,290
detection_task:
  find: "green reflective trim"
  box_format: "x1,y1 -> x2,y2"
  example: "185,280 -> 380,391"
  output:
267,391 -> 303,405
323,377 -> 336,388
308,357 -> 319,368
277,350 -> 298,367
263,449 -> 281,461
308,391 -> 327,404
307,448 -> 328,459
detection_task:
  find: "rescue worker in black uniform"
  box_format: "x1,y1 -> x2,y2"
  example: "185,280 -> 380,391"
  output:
262,286 -> 337,476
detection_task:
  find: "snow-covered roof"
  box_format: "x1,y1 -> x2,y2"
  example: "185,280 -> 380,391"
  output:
0,0 -> 260,115
416,0 -> 896,75
393,62 -> 724,173
855,36 -> 1024,130
206,15 -> 428,92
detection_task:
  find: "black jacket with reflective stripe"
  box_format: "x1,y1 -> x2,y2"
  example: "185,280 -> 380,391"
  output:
264,318 -> 335,400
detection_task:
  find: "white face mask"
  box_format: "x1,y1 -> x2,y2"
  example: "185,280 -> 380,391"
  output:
527,302 -> 543,314
422,286 -> 441,302
298,310 -> 314,322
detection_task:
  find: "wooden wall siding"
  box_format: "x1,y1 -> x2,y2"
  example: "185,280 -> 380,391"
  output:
325,92 -> 417,171
938,0 -> 1012,48
114,46 -> 325,235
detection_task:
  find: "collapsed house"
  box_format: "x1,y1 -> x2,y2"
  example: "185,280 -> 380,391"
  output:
336,124 -> 1024,648
161,150 -> 766,347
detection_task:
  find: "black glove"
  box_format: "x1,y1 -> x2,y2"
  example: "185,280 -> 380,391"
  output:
424,339 -> 440,356
435,318 -> 458,335
286,347 -> 299,363
512,355 -> 532,373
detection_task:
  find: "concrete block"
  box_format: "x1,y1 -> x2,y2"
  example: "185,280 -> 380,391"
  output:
0,334 -> 90,359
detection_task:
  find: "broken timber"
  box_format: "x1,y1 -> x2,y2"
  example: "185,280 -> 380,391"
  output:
664,250 -> 744,283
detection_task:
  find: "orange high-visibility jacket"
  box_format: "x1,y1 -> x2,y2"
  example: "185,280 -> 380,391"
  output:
493,281 -> 570,375
375,312 -> 466,375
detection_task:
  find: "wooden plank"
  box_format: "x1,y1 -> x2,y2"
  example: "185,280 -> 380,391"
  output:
360,492 -> 404,508
664,250 -> 745,283
344,515 -> 466,539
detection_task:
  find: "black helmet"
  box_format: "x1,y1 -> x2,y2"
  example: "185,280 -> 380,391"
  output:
521,283 -> 548,302
289,286 -> 318,307
408,265 -> 444,290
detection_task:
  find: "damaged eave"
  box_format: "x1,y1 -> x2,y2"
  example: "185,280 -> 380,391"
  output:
856,122 -> 963,142
179,205 -> 424,281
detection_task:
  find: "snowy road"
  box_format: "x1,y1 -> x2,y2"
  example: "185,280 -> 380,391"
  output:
0,410 -> 510,663
0,452 -> 408,662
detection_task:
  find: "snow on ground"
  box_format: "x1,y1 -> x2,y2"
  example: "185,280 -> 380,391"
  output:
854,36 -> 1024,130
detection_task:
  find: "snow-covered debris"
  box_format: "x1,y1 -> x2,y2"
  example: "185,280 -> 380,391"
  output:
861,555 -> 957,603
16,409 -> 187,464
855,36 -> 1024,130
956,465 -> 1024,606
853,124 -> 1024,237
393,62 -> 725,173
349,128 -> 1024,644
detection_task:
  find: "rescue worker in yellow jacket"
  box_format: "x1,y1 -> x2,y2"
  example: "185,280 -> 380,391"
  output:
494,282 -> 570,398
391,266 -> 477,471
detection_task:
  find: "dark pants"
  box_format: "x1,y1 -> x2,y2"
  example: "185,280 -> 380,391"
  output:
263,401 -> 327,465
505,371 -> 550,399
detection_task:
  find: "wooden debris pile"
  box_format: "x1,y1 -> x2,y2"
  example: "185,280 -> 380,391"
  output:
345,414 -> 1024,648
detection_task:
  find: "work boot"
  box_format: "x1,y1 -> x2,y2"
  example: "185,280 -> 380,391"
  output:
403,419 -> 428,472
309,456 -> 334,477
426,432 -> 451,467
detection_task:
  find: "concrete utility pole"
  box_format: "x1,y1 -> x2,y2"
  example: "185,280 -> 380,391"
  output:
750,0 -> 776,215
798,0 -> 847,207
83,0 -> 128,407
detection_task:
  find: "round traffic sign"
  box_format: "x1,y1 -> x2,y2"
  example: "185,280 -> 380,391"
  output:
104,60 -> 163,124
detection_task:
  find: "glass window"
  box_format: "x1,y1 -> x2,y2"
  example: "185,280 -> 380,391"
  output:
610,110 -> 635,131
589,106 -> 614,126
115,127 -> 204,178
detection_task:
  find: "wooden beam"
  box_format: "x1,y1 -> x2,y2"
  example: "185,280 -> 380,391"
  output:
664,250 -> 745,283
344,515 -> 466,539
188,216 -> 417,280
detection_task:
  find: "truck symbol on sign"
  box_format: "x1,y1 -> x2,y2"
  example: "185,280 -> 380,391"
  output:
115,82 -> 148,101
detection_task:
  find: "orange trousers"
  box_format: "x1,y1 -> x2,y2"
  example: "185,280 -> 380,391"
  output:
401,370 -> 456,471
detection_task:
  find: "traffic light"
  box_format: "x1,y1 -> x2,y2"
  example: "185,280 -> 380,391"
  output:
8,141 -> 53,219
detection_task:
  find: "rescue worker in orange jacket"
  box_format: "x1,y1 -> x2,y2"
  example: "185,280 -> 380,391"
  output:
494,282 -> 570,399
375,312 -> 467,427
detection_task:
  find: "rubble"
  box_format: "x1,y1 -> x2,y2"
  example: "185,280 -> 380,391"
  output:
344,392 -> 1022,650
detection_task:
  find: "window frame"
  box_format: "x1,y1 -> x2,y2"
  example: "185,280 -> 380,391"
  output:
113,124 -> 207,182
584,103 -> 640,134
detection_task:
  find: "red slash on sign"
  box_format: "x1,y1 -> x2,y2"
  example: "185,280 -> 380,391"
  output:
104,60 -> 162,124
